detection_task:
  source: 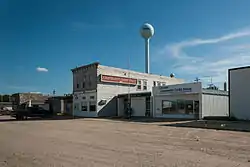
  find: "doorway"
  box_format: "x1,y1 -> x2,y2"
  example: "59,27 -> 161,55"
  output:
194,101 -> 199,119
131,97 -> 146,116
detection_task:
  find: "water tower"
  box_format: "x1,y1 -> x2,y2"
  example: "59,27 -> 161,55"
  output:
140,23 -> 154,74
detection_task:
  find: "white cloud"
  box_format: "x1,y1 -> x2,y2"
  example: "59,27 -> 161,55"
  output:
157,27 -> 250,88
36,67 -> 48,72
165,29 -> 250,58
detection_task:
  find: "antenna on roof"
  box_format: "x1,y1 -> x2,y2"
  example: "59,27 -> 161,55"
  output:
194,77 -> 200,83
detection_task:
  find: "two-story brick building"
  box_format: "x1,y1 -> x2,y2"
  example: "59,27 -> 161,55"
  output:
71,62 -> 184,117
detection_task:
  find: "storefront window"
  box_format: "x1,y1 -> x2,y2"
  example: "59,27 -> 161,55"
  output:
177,100 -> 186,114
162,100 -> 176,114
162,100 -> 195,115
185,100 -> 194,114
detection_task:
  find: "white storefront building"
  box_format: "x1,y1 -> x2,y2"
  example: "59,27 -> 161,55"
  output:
153,82 -> 229,119
72,62 -> 184,117
229,66 -> 250,120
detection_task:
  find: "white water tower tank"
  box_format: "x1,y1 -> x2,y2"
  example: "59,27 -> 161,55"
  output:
140,23 -> 154,74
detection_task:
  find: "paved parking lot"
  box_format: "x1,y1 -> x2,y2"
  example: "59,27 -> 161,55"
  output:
0,116 -> 250,167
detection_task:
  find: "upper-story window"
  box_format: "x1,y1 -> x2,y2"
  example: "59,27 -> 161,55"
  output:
143,80 -> 147,90
88,75 -> 92,87
137,80 -> 142,90
76,83 -> 79,88
153,81 -> 156,87
82,82 -> 85,88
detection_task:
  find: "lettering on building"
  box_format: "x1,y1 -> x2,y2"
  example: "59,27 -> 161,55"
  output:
160,87 -> 192,93
100,75 -> 137,85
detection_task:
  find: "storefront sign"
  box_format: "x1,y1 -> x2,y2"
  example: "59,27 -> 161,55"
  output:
160,87 -> 192,93
101,74 -> 137,85
155,83 -> 202,95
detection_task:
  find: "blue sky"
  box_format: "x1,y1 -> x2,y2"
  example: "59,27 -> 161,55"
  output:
1,0 -> 250,95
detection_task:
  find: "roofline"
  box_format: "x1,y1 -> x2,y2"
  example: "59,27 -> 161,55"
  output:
228,66 -> 250,72
98,64 -> 184,81
71,62 -> 100,72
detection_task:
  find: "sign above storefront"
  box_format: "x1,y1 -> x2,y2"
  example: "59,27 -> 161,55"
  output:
100,74 -> 137,85
160,87 -> 192,93
154,82 -> 202,95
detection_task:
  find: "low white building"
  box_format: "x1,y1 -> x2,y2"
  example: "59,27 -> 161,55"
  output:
71,62 -> 184,117
153,82 -> 229,119
229,66 -> 250,120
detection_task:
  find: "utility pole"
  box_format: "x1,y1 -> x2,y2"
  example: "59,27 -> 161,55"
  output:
127,55 -> 131,118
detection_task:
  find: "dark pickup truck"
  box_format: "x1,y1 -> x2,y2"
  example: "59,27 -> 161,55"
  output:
11,106 -> 53,120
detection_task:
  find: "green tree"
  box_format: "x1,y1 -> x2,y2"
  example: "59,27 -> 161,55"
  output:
2,95 -> 10,102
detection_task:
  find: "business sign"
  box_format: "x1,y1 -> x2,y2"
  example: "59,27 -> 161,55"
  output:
154,82 -> 202,95
160,87 -> 192,93
101,74 -> 137,85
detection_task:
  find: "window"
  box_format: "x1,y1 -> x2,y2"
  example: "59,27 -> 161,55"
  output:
89,101 -> 96,112
137,80 -> 142,90
76,83 -> 79,88
177,100 -> 185,114
162,100 -> 176,114
143,80 -> 147,90
162,100 -> 195,115
153,81 -> 156,87
82,96 -> 86,100
185,100 -> 194,114
177,100 -> 185,110
82,82 -> 85,88
74,103 -> 80,111
81,102 -> 87,111
90,96 -> 95,100
89,75 -> 92,82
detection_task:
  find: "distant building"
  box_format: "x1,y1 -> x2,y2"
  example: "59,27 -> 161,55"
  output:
48,95 -> 73,115
71,62 -> 184,117
11,93 -> 49,109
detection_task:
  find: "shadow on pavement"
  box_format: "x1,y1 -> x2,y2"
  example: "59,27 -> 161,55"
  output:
101,117 -> 193,123
159,120 -> 250,132
0,115 -> 82,122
